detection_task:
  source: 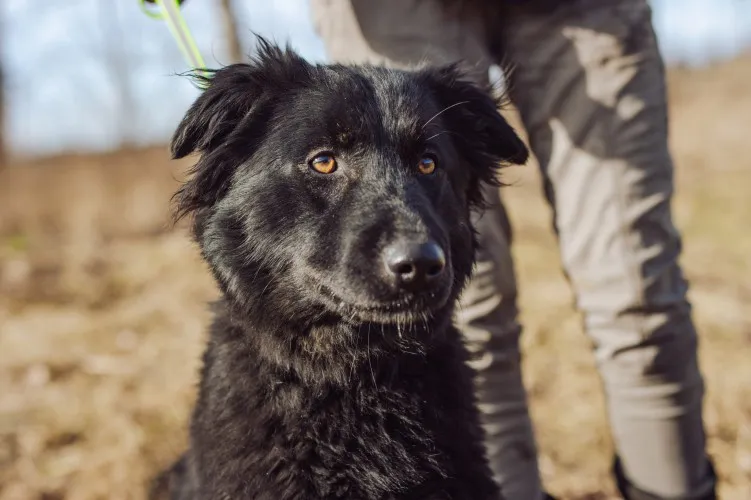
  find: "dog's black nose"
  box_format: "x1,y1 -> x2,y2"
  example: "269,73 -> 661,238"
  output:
383,240 -> 446,291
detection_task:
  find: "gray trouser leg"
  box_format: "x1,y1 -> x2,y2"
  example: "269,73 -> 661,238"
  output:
498,0 -> 714,497
455,182 -> 541,498
309,1 -> 545,499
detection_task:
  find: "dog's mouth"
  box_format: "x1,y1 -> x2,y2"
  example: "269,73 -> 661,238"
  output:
313,281 -> 452,326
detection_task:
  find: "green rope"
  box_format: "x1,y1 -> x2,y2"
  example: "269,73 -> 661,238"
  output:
139,0 -> 206,71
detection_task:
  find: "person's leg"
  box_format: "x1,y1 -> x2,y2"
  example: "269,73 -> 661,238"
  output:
455,181 -> 545,499
496,1 -> 716,498
310,0 -> 491,82
309,2 -> 545,498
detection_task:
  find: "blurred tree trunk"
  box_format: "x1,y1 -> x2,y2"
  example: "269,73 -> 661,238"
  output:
99,0 -> 136,148
219,0 -> 245,63
0,29 -> 6,166
0,61 -> 6,167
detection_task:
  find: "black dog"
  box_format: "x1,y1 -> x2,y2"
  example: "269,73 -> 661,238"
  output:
158,40 -> 528,500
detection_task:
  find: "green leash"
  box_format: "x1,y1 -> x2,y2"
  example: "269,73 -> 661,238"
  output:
139,0 -> 207,71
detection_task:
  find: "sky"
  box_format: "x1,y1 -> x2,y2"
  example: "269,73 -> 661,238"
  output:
2,0 -> 751,157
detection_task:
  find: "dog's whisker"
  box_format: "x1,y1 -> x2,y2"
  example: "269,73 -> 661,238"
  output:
367,323 -> 376,387
424,130 -> 451,142
420,101 -> 469,131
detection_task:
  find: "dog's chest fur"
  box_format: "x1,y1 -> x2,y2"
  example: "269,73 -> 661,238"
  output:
178,306 -> 498,500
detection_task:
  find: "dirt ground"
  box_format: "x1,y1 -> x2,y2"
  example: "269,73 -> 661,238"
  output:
1,56 -> 750,500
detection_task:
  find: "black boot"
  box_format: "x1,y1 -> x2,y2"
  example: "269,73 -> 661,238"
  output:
613,457 -> 717,500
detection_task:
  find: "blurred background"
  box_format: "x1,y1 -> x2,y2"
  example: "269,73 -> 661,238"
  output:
0,1 -> 750,499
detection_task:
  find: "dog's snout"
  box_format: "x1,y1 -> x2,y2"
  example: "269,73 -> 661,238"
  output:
383,240 -> 446,291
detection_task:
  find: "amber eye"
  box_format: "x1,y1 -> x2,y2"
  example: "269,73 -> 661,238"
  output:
309,154 -> 337,174
418,156 -> 437,175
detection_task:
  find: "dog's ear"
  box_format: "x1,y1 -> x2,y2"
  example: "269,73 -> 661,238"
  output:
170,64 -> 263,160
171,39 -> 312,220
421,64 -> 528,206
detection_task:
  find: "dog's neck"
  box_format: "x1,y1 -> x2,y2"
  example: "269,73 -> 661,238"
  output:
211,295 -> 456,390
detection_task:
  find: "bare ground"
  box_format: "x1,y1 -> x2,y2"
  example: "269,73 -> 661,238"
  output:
1,56 -> 750,499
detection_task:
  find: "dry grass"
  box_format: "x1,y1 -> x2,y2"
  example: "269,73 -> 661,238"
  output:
1,56 -> 750,499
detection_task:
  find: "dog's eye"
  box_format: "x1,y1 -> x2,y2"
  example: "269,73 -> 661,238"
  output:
417,156 -> 437,175
309,154 -> 337,174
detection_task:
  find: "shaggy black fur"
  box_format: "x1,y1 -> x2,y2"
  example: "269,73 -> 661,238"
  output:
156,39 -> 528,500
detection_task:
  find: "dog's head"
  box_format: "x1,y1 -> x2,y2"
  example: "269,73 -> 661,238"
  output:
172,40 -> 527,330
